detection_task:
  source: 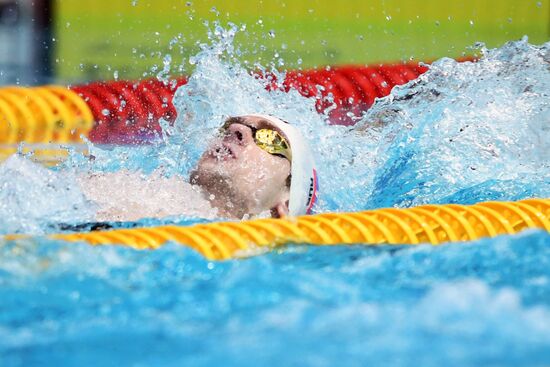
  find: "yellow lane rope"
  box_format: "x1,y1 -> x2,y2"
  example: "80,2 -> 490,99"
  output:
0,86 -> 94,144
39,198 -> 549,260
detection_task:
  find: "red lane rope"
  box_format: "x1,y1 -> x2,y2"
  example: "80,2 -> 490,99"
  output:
69,60 -> 473,143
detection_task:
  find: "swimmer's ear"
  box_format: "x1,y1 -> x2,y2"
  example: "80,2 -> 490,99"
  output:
270,201 -> 289,219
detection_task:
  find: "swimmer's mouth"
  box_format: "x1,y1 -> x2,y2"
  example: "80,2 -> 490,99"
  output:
209,142 -> 237,160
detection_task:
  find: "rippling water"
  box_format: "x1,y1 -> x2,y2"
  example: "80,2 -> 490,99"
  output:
1,231 -> 549,366
0,25 -> 549,366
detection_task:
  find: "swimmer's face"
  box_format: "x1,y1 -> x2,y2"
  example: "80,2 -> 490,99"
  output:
190,116 -> 291,219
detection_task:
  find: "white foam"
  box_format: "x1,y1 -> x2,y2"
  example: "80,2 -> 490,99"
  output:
0,155 -> 94,234
76,169 -> 218,222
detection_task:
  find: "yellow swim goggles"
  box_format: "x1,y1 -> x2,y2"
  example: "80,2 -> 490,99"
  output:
222,121 -> 292,160
252,127 -> 291,161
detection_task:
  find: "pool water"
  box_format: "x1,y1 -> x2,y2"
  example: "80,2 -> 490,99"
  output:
1,26 -> 549,366
1,230 -> 549,366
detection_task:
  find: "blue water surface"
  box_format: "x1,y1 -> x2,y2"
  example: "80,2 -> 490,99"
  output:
1,231 -> 549,366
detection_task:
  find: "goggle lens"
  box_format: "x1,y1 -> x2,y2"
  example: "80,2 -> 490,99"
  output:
221,120 -> 292,160
254,128 -> 291,160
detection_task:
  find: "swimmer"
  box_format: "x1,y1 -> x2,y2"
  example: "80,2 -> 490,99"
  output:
76,114 -> 318,224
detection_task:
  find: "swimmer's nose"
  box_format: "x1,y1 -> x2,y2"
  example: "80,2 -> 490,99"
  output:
224,123 -> 254,145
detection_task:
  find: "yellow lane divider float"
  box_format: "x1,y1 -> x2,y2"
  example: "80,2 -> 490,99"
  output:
45,199 -> 549,260
0,86 -> 94,163
0,86 -> 94,155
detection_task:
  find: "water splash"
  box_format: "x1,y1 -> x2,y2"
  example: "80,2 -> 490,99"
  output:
357,38 -> 550,208
76,170 -> 217,222
0,27 -> 548,232
0,156 -> 95,234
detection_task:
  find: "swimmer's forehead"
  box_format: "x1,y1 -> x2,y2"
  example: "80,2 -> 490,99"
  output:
223,115 -> 290,142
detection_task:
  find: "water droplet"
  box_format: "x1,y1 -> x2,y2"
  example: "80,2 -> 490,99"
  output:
469,20 -> 474,26
101,109 -> 110,116
131,0 -> 138,5
536,1 -> 542,7
268,29 -> 276,38
163,54 -> 171,67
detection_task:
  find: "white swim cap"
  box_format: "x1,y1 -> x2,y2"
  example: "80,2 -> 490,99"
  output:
245,114 -> 318,216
